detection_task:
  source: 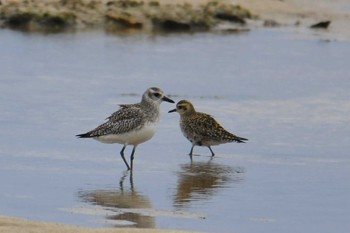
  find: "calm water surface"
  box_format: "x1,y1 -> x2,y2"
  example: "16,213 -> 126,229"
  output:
0,29 -> 350,233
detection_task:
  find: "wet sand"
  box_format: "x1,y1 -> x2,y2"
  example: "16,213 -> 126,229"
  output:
234,0 -> 350,40
0,215 -> 199,233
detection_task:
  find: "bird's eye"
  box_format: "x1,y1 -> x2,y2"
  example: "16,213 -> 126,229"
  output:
178,106 -> 182,109
154,93 -> 161,98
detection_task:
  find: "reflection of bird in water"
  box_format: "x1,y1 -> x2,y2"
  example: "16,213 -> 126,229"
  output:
79,172 -> 154,228
174,160 -> 244,207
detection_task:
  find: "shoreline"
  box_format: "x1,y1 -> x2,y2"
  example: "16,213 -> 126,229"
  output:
0,215 -> 200,233
0,0 -> 349,40
233,0 -> 350,41
0,0 -> 253,32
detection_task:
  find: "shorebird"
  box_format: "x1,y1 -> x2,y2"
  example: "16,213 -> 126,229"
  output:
77,87 -> 174,170
169,100 -> 247,158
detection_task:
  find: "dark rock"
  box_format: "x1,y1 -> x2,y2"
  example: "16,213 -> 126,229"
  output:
153,19 -> 191,31
310,21 -> 331,29
39,14 -> 70,28
4,13 -> 33,27
214,12 -> 246,24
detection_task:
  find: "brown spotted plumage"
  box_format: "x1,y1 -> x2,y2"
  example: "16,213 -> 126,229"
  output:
169,100 -> 247,158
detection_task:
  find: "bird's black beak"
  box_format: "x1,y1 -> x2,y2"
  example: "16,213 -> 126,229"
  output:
168,108 -> 177,113
162,96 -> 175,103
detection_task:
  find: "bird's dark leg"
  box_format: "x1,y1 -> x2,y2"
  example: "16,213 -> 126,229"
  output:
120,145 -> 130,170
189,145 -> 194,161
208,146 -> 215,157
130,145 -> 137,171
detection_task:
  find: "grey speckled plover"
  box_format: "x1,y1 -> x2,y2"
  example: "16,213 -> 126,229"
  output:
77,87 -> 175,170
169,100 -> 247,159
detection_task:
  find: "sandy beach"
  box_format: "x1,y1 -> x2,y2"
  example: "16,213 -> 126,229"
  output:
1,0 -> 350,39
0,215 -> 199,233
234,0 -> 350,40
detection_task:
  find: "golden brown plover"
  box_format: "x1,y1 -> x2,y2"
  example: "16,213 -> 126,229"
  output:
77,87 -> 174,170
169,100 -> 247,158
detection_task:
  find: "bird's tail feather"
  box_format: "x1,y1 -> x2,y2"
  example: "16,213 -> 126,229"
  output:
235,136 -> 248,143
76,132 -> 92,138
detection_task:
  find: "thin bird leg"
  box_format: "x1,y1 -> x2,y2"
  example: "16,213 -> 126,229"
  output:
208,146 -> 215,157
120,145 -> 131,170
189,145 -> 194,161
130,145 -> 137,171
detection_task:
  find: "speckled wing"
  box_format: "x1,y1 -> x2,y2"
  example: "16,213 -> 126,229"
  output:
188,112 -> 247,143
77,104 -> 145,138
106,104 -> 137,120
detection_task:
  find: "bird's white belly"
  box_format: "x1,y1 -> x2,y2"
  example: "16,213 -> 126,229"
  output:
94,123 -> 157,145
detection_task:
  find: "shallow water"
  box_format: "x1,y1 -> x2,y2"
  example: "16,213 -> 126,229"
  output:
0,28 -> 350,233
